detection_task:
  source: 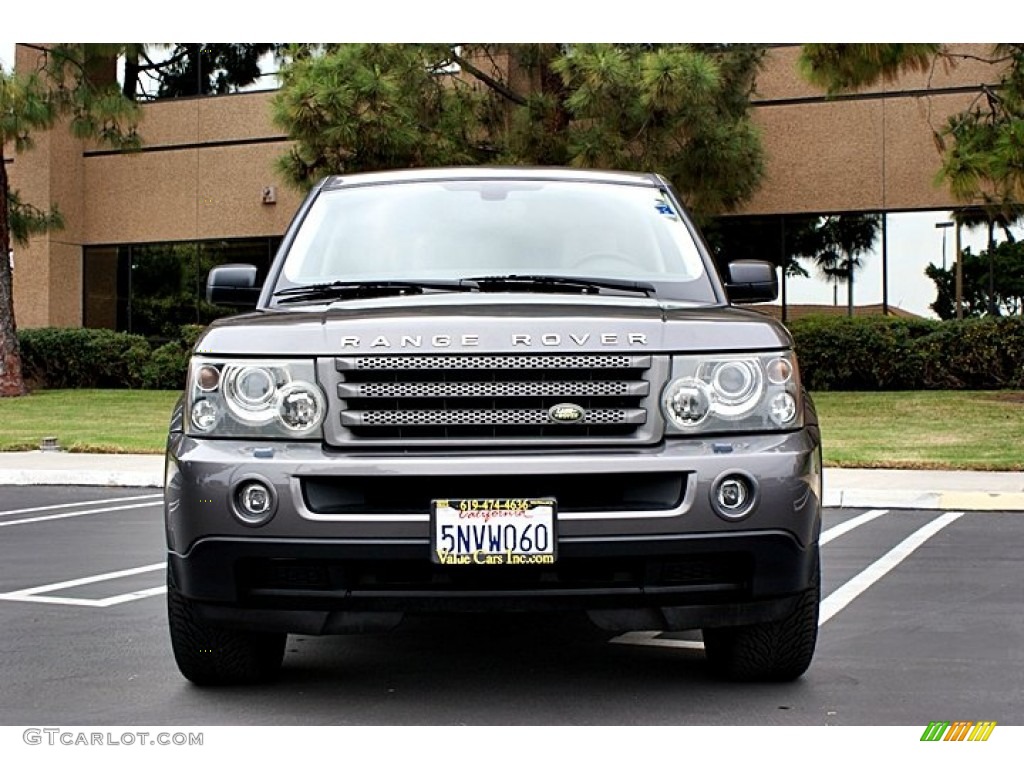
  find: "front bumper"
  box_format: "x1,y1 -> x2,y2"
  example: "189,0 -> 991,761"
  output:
165,428 -> 821,633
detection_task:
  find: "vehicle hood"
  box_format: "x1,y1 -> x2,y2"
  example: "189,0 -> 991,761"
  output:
197,294 -> 792,355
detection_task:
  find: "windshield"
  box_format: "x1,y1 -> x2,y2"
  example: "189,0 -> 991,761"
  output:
278,179 -> 715,301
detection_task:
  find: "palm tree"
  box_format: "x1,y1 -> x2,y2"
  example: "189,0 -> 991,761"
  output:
793,213 -> 880,316
954,201 -> 1023,316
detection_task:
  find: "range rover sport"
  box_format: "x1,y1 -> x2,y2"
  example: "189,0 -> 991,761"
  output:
164,167 -> 822,685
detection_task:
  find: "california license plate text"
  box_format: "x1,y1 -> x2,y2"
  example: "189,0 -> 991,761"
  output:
432,499 -> 556,565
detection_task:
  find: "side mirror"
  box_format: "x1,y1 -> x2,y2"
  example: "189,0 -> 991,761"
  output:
206,264 -> 261,307
725,260 -> 778,304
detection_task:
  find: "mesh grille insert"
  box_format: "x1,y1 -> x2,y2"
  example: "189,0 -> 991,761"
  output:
332,353 -> 653,442
339,380 -> 648,399
342,408 -> 646,427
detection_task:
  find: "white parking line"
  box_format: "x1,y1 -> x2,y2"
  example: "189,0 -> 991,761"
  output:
610,509 -> 960,649
818,512 -> 963,625
0,562 -> 165,607
4,563 -> 165,596
99,585 -> 167,607
0,588 -> 168,608
820,508 -> 889,545
0,594 -> 113,608
0,493 -> 162,518
0,500 -> 162,527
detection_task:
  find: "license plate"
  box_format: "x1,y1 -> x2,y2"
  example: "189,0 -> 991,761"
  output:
431,498 -> 557,565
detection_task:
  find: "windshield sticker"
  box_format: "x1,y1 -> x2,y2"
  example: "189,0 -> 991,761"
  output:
655,198 -> 677,219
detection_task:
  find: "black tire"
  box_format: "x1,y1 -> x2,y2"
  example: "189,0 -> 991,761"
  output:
702,558 -> 820,682
167,567 -> 286,686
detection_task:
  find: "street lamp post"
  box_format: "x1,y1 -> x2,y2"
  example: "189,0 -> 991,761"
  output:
955,219 -> 964,320
935,220 -> 953,271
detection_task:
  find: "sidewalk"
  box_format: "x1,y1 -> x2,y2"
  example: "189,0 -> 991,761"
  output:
0,451 -> 1022,511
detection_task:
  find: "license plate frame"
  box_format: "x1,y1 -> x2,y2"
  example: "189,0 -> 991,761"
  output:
430,498 -> 557,565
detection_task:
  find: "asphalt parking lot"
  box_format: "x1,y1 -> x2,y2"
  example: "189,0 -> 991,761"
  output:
0,485 -> 1021,726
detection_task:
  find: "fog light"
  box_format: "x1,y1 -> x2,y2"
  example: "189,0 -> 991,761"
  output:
711,472 -> 758,520
719,479 -> 748,509
233,479 -> 277,526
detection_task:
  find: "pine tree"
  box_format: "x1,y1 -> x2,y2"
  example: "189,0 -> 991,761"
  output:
272,44 -> 767,223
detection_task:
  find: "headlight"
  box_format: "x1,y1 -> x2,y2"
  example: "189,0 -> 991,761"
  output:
186,358 -> 326,438
708,359 -> 763,417
662,352 -> 802,434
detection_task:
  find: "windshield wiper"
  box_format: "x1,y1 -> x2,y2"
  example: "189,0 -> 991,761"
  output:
274,275 -> 657,304
465,274 -> 656,296
273,280 -> 473,304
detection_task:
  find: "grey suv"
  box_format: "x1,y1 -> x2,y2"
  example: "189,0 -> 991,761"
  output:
165,167 -> 822,685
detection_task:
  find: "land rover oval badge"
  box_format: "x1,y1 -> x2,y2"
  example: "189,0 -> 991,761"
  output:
548,403 -> 586,424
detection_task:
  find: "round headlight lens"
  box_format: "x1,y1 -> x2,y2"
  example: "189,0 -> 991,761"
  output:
663,378 -> 711,428
714,361 -> 755,399
230,367 -> 277,408
191,398 -> 219,431
769,392 -> 798,426
195,364 -> 221,392
709,359 -> 763,417
766,357 -> 793,385
277,382 -> 326,432
221,365 -> 287,424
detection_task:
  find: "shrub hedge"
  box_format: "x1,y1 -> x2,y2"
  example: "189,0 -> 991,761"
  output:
787,315 -> 1024,391
18,325 -> 204,391
14,317 -> 1024,391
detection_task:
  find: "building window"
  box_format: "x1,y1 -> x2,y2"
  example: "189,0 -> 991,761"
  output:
84,238 -> 278,338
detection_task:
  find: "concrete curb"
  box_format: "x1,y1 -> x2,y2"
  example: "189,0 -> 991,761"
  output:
0,468 -> 164,488
0,452 -> 164,488
823,489 -> 1024,511
823,467 -> 1024,511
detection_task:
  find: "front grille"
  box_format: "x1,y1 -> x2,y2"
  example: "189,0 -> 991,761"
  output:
329,353 -> 656,444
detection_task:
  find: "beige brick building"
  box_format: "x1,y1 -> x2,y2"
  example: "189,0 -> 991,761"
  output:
4,44 -> 1006,332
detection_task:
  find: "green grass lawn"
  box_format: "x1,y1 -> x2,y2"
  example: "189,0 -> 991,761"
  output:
0,389 -> 180,454
0,389 -> 1021,469
812,390 -> 1024,470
